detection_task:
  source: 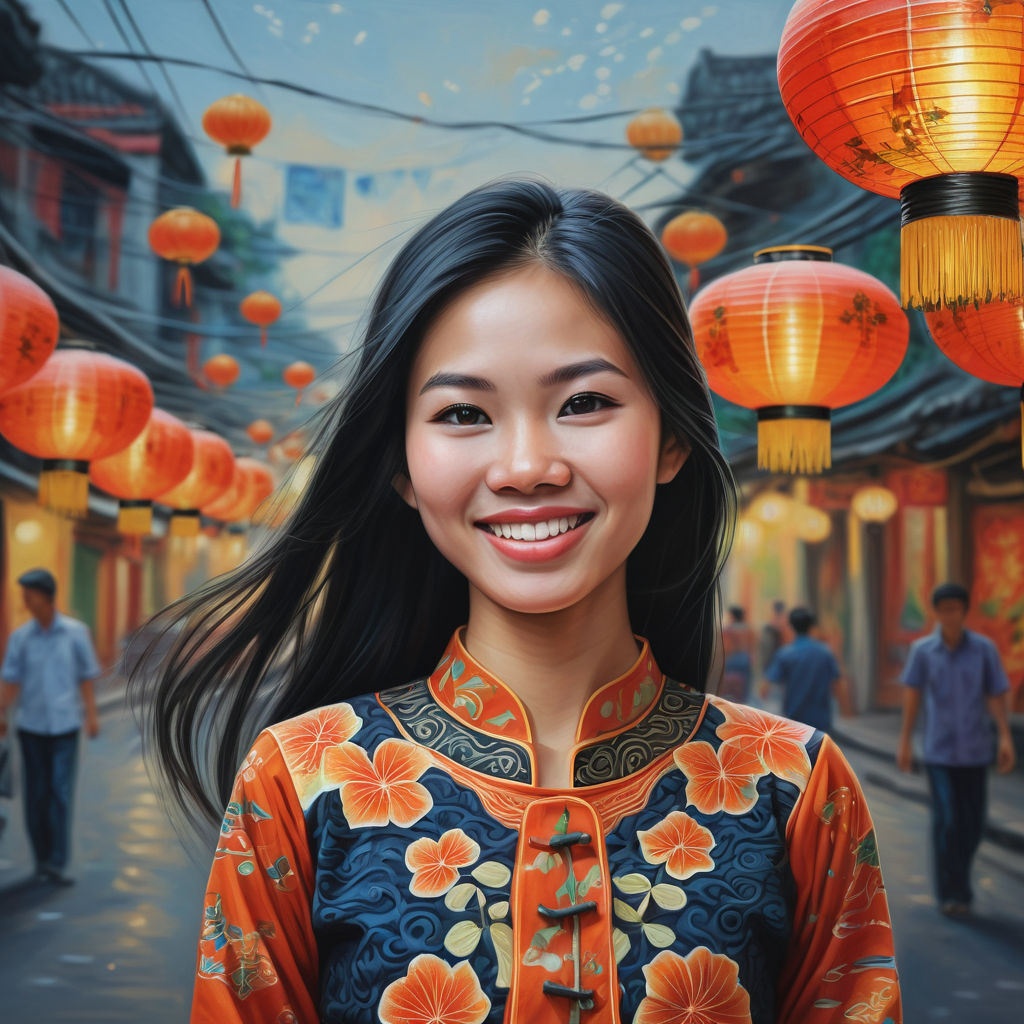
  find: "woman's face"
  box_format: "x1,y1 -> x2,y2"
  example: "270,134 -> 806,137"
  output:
401,263 -> 687,617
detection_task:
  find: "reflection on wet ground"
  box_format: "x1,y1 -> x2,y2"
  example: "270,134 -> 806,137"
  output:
0,693 -> 211,1023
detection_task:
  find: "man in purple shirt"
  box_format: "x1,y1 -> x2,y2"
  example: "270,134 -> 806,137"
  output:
897,581 -> 1016,918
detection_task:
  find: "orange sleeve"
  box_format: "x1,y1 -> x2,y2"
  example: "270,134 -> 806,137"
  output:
190,730 -> 320,1024
777,735 -> 902,1024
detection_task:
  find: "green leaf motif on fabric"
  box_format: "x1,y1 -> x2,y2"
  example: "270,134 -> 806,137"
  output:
453,692 -> 483,718
490,923 -> 514,987
525,850 -> 562,873
856,830 -> 880,868
444,920 -> 482,957
472,861 -> 512,888
237,860 -> 255,875
523,922 -> 563,972
577,864 -> 603,898
612,927 -> 631,964
444,882 -> 478,912
554,807 -> 570,835
488,901 -> 510,921
451,659 -> 465,681
613,897 -> 642,924
485,710 -> 516,728
613,873 -> 652,895
642,922 -> 675,948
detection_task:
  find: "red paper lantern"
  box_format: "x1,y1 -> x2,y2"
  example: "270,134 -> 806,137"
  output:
148,208 -> 221,307
203,353 -> 240,389
625,108 -> 682,162
202,457 -> 275,522
283,361 -> 315,405
661,211 -> 728,293
688,246 -> 908,473
0,267 -> 59,394
240,291 -> 282,348
246,419 -> 274,445
90,408 -> 194,534
0,349 -> 153,514
202,95 -> 271,208
156,428 -> 234,536
925,300 -> 1024,466
779,0 -> 1024,310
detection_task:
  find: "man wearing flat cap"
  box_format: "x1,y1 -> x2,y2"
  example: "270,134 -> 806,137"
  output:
0,568 -> 101,885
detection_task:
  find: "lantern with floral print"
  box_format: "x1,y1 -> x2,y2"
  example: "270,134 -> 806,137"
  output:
148,207 -> 220,307
661,211 -> 727,294
0,266 -> 59,394
688,246 -> 908,473
155,428 -> 234,536
202,94 -> 271,208
283,361 -> 316,405
925,300 -> 1024,467
240,290 -> 282,348
625,108 -> 682,162
778,0 -> 1024,310
90,408 -> 194,534
0,348 -> 153,515
202,457 -> 275,523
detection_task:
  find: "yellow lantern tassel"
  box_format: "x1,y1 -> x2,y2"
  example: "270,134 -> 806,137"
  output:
899,173 -> 1023,311
901,215 -> 1022,310
118,501 -> 153,535
756,408 -> 831,474
169,510 -> 201,537
38,461 -> 89,516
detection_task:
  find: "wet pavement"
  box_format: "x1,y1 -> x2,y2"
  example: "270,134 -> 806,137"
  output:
0,694 -> 1022,1022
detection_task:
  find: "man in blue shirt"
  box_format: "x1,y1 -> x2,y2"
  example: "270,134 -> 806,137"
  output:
762,606 -> 841,732
0,569 -> 101,885
898,581 -> 1016,918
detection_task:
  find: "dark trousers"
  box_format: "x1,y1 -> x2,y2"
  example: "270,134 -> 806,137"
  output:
18,728 -> 79,871
925,763 -> 988,905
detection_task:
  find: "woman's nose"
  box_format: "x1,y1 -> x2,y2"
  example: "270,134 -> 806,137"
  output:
484,419 -> 571,493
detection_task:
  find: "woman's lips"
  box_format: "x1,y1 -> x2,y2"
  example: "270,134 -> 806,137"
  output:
475,513 -> 594,563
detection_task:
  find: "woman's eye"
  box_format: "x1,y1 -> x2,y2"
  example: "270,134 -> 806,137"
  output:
436,404 -> 489,426
560,392 -> 615,416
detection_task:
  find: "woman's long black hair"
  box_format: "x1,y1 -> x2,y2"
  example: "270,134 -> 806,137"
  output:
134,179 -> 737,827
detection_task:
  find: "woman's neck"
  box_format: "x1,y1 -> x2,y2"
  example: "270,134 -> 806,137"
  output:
463,568 -> 640,752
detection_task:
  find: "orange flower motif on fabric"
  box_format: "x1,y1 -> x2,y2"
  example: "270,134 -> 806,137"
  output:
275,704 -> 363,775
378,953 -> 491,1024
405,828 -> 481,898
635,946 -> 751,1024
713,701 -> 814,789
673,740 -> 765,815
637,810 -> 715,881
322,737 -> 433,828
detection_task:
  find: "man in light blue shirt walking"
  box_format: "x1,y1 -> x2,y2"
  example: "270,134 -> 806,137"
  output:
898,581 -> 1016,918
0,568 -> 101,885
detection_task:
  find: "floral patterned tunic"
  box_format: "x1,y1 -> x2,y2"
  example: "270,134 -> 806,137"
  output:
191,629 -> 902,1023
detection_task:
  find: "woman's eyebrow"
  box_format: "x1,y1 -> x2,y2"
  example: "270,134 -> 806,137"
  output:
419,358 -> 627,395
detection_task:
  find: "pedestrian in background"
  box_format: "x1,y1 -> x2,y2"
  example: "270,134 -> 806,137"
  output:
761,606 -> 841,732
720,604 -> 756,703
0,568 -> 101,885
758,597 -> 789,676
897,581 -> 1016,918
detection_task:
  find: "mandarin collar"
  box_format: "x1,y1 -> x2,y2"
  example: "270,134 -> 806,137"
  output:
427,627 -> 666,749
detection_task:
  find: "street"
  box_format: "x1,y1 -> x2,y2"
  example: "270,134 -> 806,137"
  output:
0,699 -> 1022,1022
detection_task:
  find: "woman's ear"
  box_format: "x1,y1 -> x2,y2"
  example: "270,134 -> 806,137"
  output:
392,472 -> 418,510
657,433 -> 690,485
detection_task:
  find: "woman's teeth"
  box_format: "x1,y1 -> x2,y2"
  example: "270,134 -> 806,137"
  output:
484,515 -> 584,541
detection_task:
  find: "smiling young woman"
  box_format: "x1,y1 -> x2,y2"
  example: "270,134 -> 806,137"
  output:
136,180 -> 901,1023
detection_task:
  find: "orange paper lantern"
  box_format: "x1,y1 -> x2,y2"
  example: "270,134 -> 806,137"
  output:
148,208 -> 220,307
156,428 -> 234,536
203,353 -> 241,389
625,108 -> 682,162
283,361 -> 315,405
202,94 -> 271,208
688,246 -> 908,473
202,457 -> 275,522
779,0 -> 1024,310
925,300 -> 1024,466
246,419 -> 274,445
90,408 -> 194,534
0,266 -> 59,394
240,290 -> 282,348
661,211 -> 728,293
0,349 -> 153,514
